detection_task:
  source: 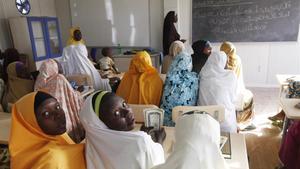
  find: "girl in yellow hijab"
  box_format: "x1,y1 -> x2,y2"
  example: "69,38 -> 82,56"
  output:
220,41 -> 240,77
9,91 -> 86,169
116,51 -> 163,106
67,27 -> 85,46
220,42 -> 255,130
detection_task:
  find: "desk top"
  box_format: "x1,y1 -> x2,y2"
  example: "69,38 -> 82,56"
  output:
80,87 -> 95,98
280,98 -> 300,119
134,124 -> 249,169
276,74 -> 300,85
0,112 -> 11,145
1,115 -> 249,169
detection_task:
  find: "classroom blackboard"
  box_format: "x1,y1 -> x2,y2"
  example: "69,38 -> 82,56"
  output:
192,0 -> 300,42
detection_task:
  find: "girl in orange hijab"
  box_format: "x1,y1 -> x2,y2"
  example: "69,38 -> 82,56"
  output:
116,51 -> 163,106
9,91 -> 86,169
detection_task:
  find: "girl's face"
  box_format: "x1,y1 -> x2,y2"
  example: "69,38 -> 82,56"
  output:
100,94 -> 135,131
203,46 -> 212,56
35,98 -> 66,135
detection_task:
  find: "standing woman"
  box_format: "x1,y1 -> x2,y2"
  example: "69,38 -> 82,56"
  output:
163,11 -> 183,55
160,52 -> 199,126
61,27 -> 111,91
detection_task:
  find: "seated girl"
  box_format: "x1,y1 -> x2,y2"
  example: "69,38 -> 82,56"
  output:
198,51 -> 237,133
161,40 -> 185,74
2,61 -> 34,112
9,91 -> 86,169
98,47 -> 119,75
34,59 -> 85,143
116,51 -> 163,106
160,52 -> 199,126
191,40 -> 212,73
79,90 -> 165,169
153,113 -> 229,169
220,41 -> 255,130
2,48 -> 20,82
61,27 -> 111,91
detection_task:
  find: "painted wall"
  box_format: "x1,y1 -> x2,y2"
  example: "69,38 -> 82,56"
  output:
56,0 -> 164,50
55,0 -> 72,46
176,0 -> 300,87
0,0 -> 56,50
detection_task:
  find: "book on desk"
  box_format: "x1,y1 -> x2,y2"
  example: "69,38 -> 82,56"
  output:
220,132 -> 231,159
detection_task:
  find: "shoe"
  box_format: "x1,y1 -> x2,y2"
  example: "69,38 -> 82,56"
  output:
268,111 -> 285,121
272,120 -> 284,129
241,123 -> 256,131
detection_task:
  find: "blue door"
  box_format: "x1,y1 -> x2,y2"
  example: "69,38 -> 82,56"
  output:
27,17 -> 48,61
44,17 -> 63,58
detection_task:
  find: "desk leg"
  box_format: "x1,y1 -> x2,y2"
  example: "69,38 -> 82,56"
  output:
281,116 -> 290,145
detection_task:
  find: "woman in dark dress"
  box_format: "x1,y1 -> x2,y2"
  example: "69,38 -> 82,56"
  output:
163,11 -> 182,55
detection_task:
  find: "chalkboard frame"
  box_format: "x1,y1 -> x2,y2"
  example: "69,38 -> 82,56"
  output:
192,0 -> 300,42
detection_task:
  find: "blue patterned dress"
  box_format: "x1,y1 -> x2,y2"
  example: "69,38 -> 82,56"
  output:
160,52 -> 199,126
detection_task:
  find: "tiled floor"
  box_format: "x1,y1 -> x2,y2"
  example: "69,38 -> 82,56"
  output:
242,87 -> 282,169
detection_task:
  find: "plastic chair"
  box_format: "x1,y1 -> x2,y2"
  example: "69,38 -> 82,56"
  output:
172,105 -> 225,123
128,104 -> 159,123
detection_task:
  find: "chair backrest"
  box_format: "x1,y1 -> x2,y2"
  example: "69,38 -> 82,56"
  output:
159,74 -> 166,83
172,105 -> 225,123
129,104 -> 159,123
66,74 -> 93,87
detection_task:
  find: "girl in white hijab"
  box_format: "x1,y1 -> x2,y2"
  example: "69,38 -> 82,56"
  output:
153,113 -> 229,169
161,40 -> 185,74
79,91 -> 165,169
198,51 -> 237,133
61,27 -> 111,91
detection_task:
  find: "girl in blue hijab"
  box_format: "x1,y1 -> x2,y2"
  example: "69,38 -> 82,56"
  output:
160,52 -> 199,126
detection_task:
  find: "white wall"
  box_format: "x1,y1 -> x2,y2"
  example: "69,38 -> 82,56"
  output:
55,0 -> 71,46
176,0 -> 300,87
58,0 -> 164,50
149,0 -> 164,51
0,0 -> 56,49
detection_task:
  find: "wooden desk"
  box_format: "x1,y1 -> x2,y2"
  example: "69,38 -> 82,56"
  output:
280,98 -> 300,120
280,97 -> 300,139
1,115 -> 249,169
80,86 -> 95,98
0,112 -> 11,145
276,74 -> 300,86
276,74 -> 300,97
276,74 -> 300,140
134,124 -> 249,169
